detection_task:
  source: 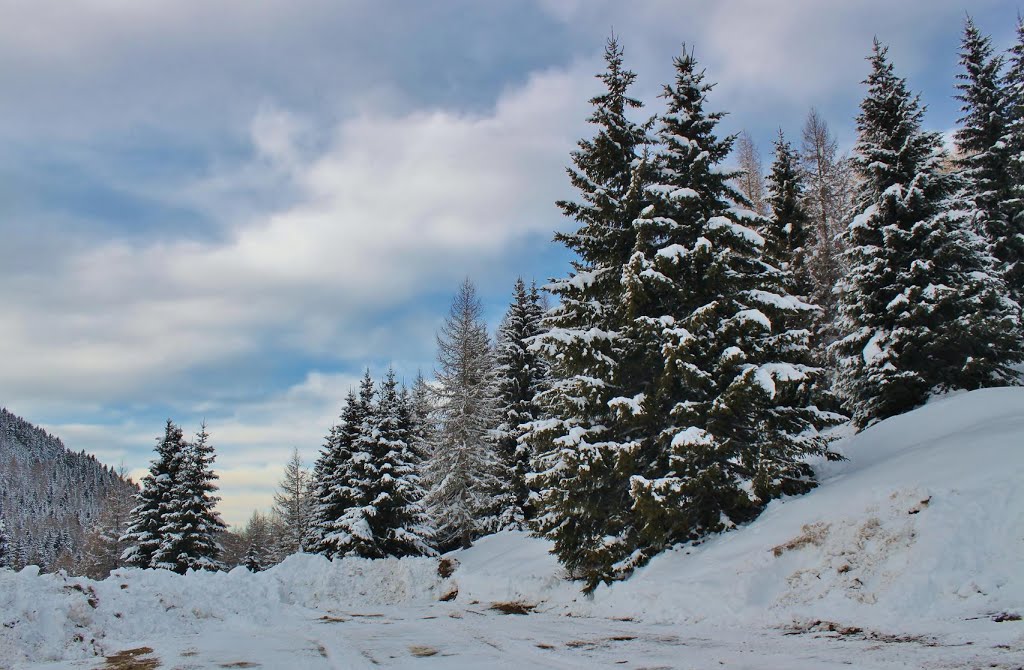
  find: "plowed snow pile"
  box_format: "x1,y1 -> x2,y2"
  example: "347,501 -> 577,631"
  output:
1,388 -> 1022,668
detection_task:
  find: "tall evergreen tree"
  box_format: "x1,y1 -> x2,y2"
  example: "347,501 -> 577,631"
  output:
765,130 -> 815,301
153,423 -> 225,573
494,278 -> 548,528
308,374 -> 380,558
832,40 -> 1022,428
998,17 -> 1024,304
121,420 -> 186,568
370,368 -> 435,557
424,279 -> 503,551
623,46 -> 840,573
955,17 -> 1022,302
526,37 -> 652,588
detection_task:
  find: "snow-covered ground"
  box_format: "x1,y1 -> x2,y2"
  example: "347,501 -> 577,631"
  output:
2,388 -> 1023,669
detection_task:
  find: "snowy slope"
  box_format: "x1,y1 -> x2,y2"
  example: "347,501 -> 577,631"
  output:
2,388 -> 1022,668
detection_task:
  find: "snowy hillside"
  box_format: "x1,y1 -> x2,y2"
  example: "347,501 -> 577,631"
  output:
0,408 -> 136,572
2,388 -> 1022,669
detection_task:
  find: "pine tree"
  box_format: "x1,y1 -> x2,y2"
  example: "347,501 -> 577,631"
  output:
424,279 -> 503,551
832,40 -> 1023,428
997,17 -> 1024,304
408,372 -> 436,463
240,510 -> 274,571
121,420 -> 186,568
621,46 -> 840,572
765,130 -> 815,301
494,278 -> 548,528
272,448 -> 312,559
956,17 -> 1022,302
526,36 -> 652,588
309,373 -> 381,558
370,368 -> 435,557
153,423 -> 225,573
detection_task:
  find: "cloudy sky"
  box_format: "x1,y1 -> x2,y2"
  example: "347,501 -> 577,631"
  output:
1,0 -> 1015,527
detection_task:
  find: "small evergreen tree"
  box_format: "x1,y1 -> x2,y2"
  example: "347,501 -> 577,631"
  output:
494,278 -> 548,528
121,420 -> 186,568
153,423 -> 225,573
832,40 -> 1023,428
240,510 -> 274,571
424,279 -> 503,551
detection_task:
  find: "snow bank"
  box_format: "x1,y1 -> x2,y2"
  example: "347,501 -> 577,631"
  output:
0,553 -> 442,665
2,388 -> 1022,665
450,388 -> 1024,632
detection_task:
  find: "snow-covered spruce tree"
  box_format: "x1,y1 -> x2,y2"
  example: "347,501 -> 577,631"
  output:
369,368 -> 434,557
624,46 -> 841,565
308,373 -> 381,558
832,40 -> 1023,429
121,420 -> 186,568
765,130 -> 815,302
408,372 -> 436,463
998,17 -> 1024,305
272,447 -> 312,560
424,278 -> 503,551
153,422 -> 225,573
956,17 -> 1022,301
494,278 -> 548,528
240,510 -> 274,572
526,37 -> 652,589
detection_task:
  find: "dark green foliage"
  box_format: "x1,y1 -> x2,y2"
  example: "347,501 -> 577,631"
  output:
122,420 -> 185,569
494,278 -> 548,528
528,37 -> 653,590
626,47 -> 840,559
765,131 -> 814,300
833,40 -> 1023,429
999,17 -> 1024,303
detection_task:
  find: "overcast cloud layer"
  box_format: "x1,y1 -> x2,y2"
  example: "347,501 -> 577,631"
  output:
0,0 -> 1014,526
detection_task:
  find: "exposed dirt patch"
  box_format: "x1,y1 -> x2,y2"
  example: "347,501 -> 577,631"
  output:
772,522 -> 830,557
409,645 -> 439,657
103,647 -> 159,670
437,557 -> 459,579
218,663 -> 260,668
993,612 -> 1021,623
490,601 -> 536,615
783,620 -> 939,646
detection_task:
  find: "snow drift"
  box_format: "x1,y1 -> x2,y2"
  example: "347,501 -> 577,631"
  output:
2,387 -> 1022,666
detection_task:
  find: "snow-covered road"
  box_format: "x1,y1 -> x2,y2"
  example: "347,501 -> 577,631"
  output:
20,601 -> 1022,669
